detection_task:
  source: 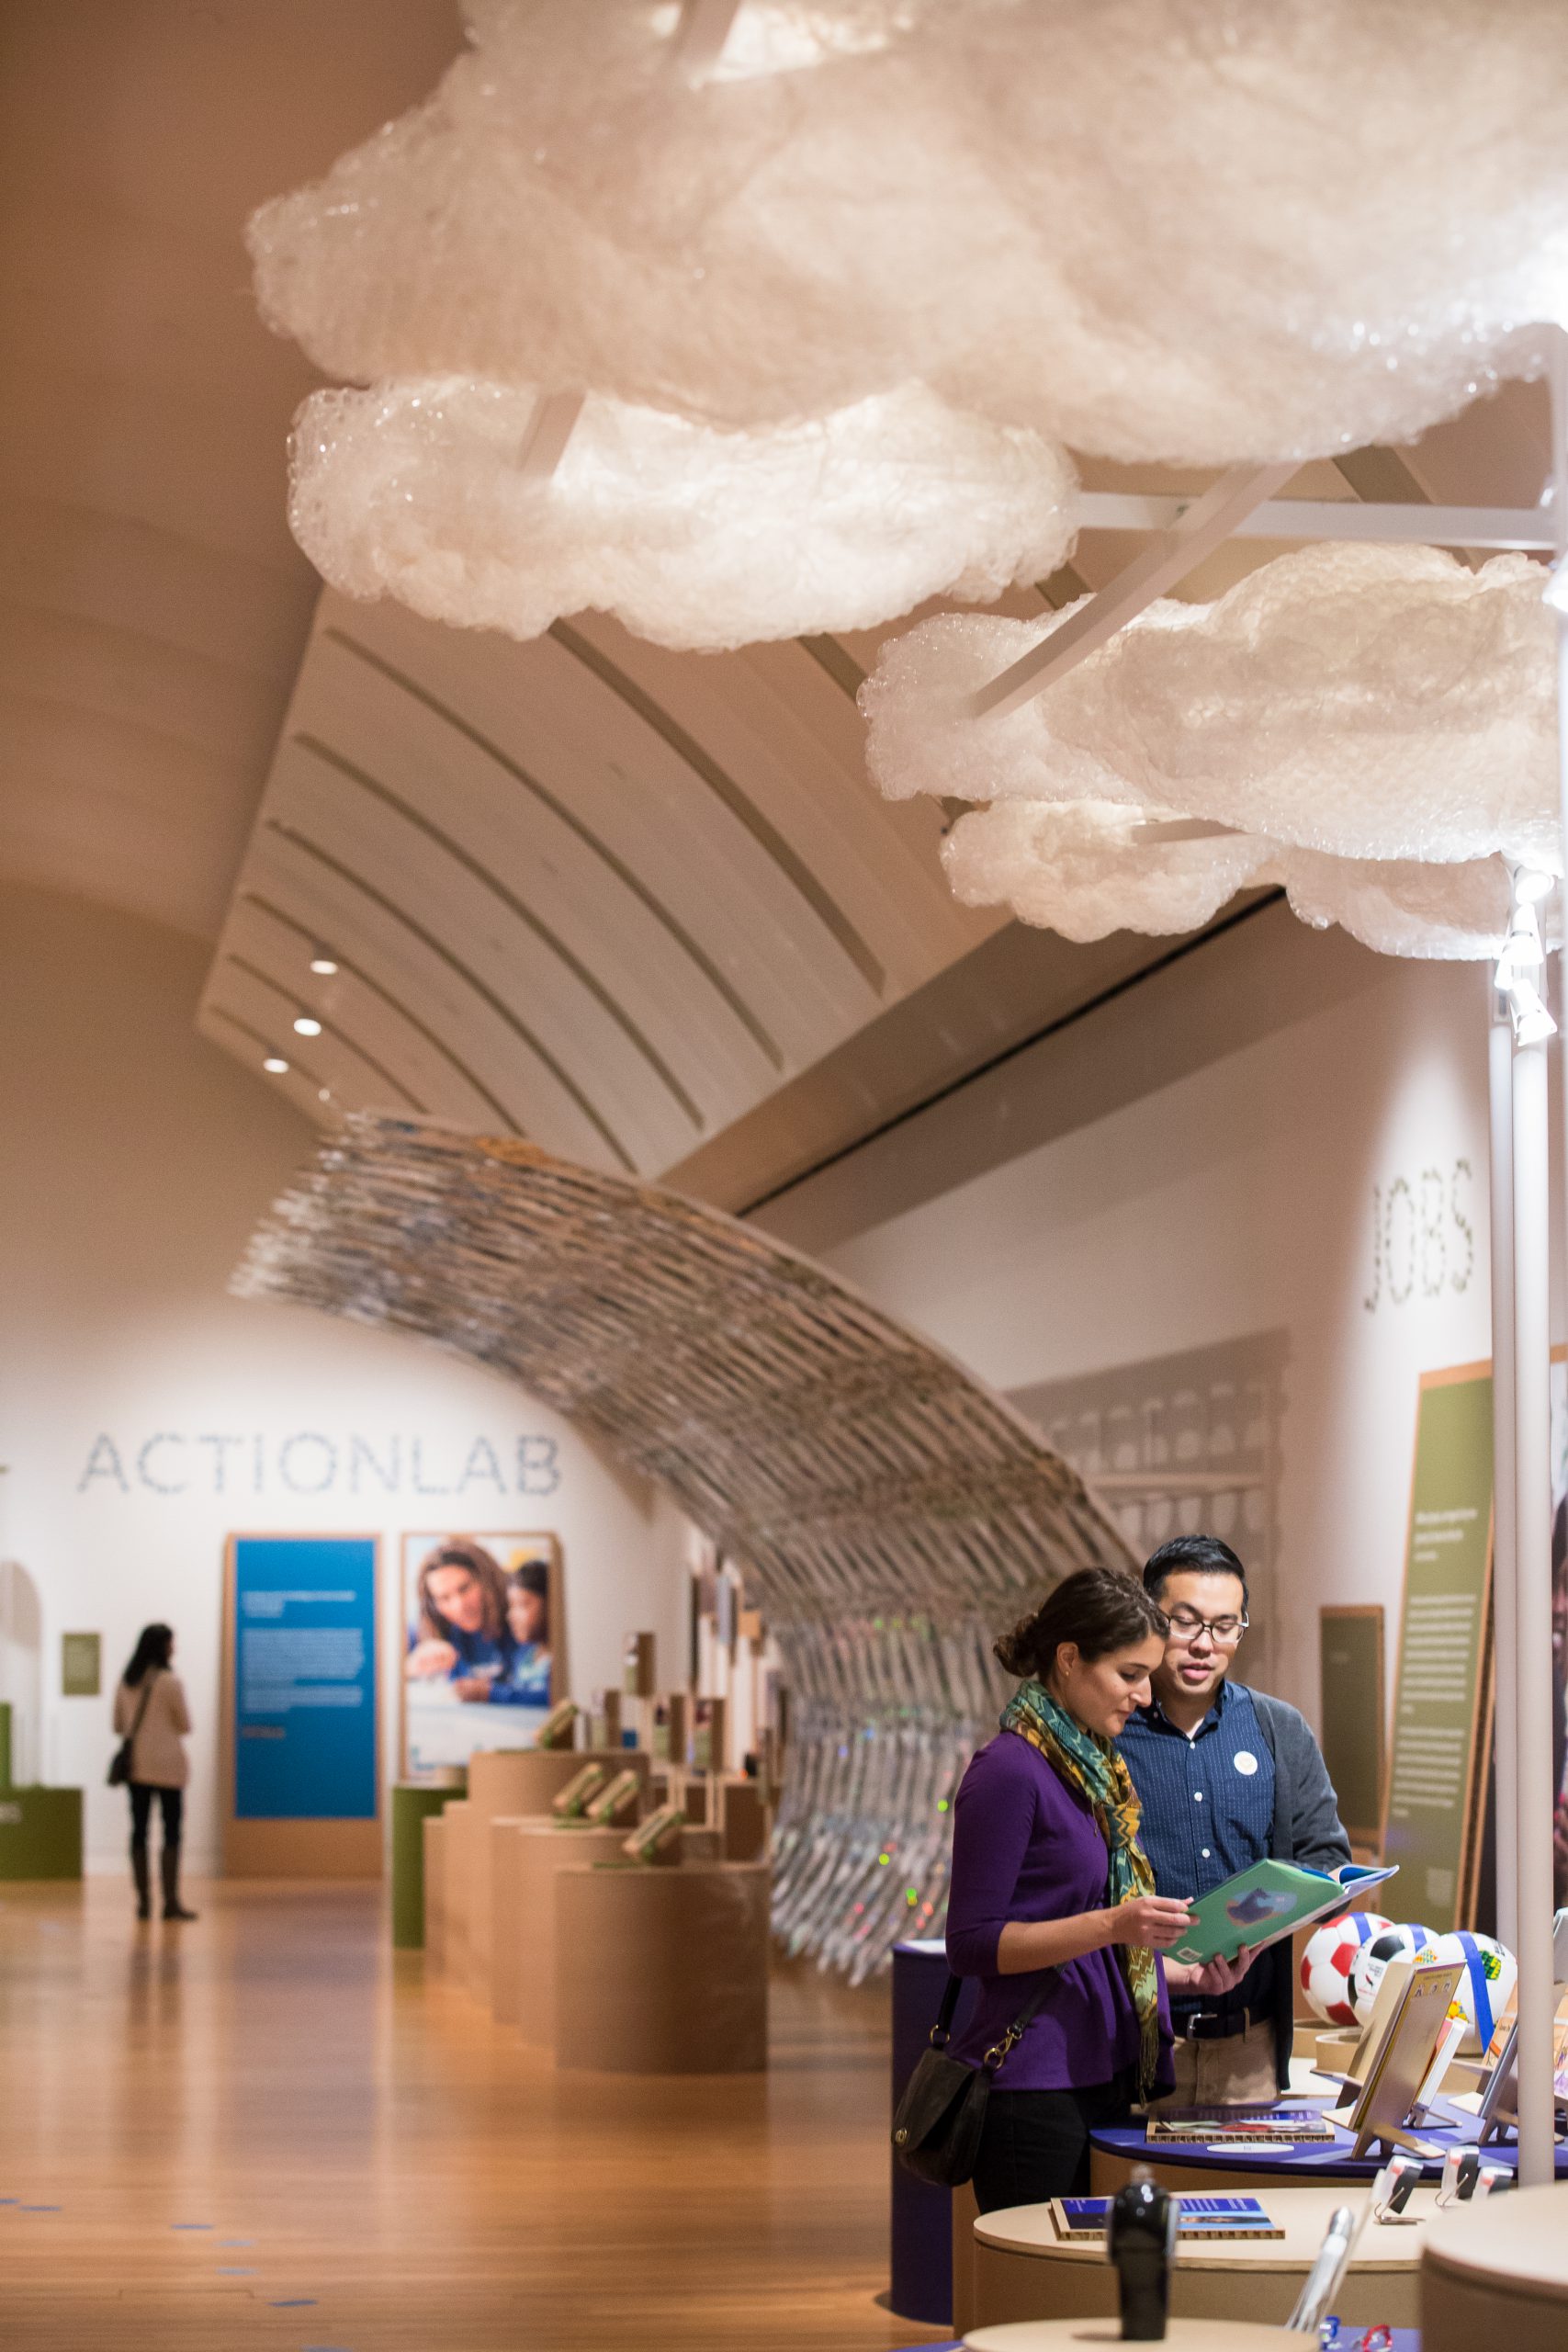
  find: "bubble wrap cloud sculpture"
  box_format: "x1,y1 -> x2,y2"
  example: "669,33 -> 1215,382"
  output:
235,1114 -> 1134,1976
289,378 -> 1078,651
249,0 -> 1568,468
862,545 -> 1558,959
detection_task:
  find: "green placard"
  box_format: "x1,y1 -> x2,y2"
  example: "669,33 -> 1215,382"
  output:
0,1787 -> 84,1880
61,1632 -> 101,1698
1320,1607 -> 1384,1845
1382,1367 -> 1493,1932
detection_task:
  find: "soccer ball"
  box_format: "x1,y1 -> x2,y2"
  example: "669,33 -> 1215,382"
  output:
1427,1931 -> 1517,2051
1348,1922 -> 1440,2022
1300,1913 -> 1394,2026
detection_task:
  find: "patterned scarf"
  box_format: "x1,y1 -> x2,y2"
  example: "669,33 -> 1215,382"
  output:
1001,1677 -> 1163,2097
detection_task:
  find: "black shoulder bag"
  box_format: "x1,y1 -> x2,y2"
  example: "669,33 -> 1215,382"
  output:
107,1671 -> 157,1788
891,1970 -> 1053,2187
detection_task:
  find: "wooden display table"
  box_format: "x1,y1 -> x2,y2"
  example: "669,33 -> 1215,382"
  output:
1423,2184 -> 1568,2352
969,2184 -> 1431,2333
966,2320 -> 1299,2352
442,1747 -> 647,1996
552,1860 -> 769,2074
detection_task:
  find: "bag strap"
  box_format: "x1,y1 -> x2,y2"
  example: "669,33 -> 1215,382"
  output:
928,1969 -> 1055,2074
126,1669 -> 158,1741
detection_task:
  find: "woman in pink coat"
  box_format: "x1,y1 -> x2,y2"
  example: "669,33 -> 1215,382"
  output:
112,1623 -> 197,1922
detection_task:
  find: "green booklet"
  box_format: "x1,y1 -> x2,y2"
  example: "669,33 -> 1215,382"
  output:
1166,1860 -> 1398,1967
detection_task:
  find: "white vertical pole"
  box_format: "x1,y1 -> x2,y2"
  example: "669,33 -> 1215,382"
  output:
1511,1029 -> 1555,2185
1489,999 -> 1519,1959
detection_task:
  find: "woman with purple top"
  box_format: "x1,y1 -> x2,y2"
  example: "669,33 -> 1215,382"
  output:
946,1566 -> 1247,2210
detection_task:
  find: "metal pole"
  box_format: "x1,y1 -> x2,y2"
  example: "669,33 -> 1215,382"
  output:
1511,1030 -> 1555,2185
1489,999 -> 1518,1958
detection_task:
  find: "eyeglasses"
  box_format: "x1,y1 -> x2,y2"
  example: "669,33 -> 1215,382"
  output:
1166,1605 -> 1248,1646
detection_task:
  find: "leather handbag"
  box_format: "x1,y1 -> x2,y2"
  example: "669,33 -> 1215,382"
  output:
891,1970 -> 1053,2187
107,1671 -> 157,1788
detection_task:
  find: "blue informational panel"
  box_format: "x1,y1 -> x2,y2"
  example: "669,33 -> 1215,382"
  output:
231,1536 -> 378,1821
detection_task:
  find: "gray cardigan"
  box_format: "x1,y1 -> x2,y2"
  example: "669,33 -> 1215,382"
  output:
1239,1683 -> 1353,2088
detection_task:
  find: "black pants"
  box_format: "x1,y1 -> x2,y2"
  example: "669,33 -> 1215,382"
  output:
129,1783 -> 183,1847
972,2075 -> 1134,2212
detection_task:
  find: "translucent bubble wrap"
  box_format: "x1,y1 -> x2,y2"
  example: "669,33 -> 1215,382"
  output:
250,0 -> 1568,465
288,377 -> 1078,650
865,545 -> 1562,958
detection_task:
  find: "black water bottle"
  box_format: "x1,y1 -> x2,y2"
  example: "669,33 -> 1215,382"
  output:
1108,2165 -> 1175,2340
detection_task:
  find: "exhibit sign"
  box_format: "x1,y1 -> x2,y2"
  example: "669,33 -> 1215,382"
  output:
60,1632 -> 101,1698
231,1534 -> 378,1820
1383,1365 -> 1493,1932
1319,1606 -> 1384,1849
400,1531 -> 560,1776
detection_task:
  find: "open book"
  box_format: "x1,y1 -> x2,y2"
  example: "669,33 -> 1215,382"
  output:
1166,1860 -> 1398,1968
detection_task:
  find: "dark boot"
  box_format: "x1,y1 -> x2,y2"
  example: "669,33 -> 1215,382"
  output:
131,1838 -> 152,1922
161,1843 -> 197,1922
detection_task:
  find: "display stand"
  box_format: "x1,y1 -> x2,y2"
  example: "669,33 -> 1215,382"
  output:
389,1781 -> 461,1949
422,1812 -> 448,1972
1343,1963 -> 1461,2159
552,1859 -> 769,2074
966,2183 -> 1432,2334
0,1784 -> 83,1880
491,1818 -> 627,2033
443,1746 -> 647,1998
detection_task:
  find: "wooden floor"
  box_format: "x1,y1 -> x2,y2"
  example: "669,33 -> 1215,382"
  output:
0,1878 -> 948,2352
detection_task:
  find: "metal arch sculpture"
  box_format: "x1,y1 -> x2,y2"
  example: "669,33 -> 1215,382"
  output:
234,1113 -> 1134,1976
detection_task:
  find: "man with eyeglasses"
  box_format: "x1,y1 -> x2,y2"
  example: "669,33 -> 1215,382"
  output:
1117,1533 -> 1350,2107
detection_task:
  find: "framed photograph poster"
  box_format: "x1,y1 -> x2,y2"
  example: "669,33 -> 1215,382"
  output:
400,1531 -> 562,1776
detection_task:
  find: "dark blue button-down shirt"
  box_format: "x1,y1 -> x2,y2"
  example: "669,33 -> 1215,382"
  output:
1118,1679 -> 1277,2020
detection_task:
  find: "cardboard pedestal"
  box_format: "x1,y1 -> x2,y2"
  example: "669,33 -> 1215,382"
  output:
552,1860 -> 770,2074
0,1786 -> 83,1879
493,1819 -> 726,2040
677,1774 -> 769,1861
441,1747 -> 647,1996
390,1781 -> 459,1949
1423,2187 -> 1568,2352
422,1814 -> 447,1972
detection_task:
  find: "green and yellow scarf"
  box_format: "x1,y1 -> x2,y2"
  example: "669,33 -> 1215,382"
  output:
1001,1677 -> 1163,2097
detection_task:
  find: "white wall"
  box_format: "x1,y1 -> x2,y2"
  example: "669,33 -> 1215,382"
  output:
761,931 -> 1499,1726
0,882 -> 686,1873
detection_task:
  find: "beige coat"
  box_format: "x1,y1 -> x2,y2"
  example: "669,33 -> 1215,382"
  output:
112,1671 -> 191,1788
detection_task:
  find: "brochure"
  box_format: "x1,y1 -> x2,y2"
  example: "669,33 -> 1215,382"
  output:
1052,2194 -> 1281,2241
1146,2107 -> 1338,2144
1166,1860 -> 1399,1968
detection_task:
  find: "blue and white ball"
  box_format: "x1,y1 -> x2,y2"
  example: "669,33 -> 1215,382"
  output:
1427,1930 -> 1517,2051
1348,1922 -> 1440,2023
1300,1912 -> 1395,2027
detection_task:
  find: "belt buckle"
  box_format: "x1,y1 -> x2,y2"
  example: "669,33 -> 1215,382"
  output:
1183,2011 -> 1216,2041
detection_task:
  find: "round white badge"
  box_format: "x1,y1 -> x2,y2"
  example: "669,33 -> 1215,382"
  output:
1233,1749 -> 1259,1776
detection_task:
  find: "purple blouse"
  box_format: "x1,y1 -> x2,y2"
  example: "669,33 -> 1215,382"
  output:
944,1730 -> 1174,2094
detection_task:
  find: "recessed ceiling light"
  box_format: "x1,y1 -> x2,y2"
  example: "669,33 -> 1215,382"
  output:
310,952 -> 339,976
293,1014 -> 322,1036
264,1056 -> 289,1075
318,1087 -> 332,1102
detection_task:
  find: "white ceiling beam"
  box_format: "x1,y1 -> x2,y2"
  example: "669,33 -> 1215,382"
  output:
517,390 -> 585,482
972,464 -> 1296,718
1076,491 -> 1554,550
673,0 -> 742,83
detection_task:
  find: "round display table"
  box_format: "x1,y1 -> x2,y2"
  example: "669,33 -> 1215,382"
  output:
966,2320 -> 1316,2352
1423,2183 -> 1568,2352
491,1818 -> 627,2033
970,2183 -> 1433,2332
1089,2103 -> 1568,2192
552,1860 -> 769,2074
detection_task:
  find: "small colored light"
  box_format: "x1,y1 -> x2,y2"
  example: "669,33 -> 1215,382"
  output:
309,953 -> 339,975
263,1057 -> 289,1074
293,1014 -> 322,1036
936,1799 -> 949,1813
878,1853 -> 890,1865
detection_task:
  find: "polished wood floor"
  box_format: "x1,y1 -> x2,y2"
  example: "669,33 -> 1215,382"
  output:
0,1879 -> 948,2352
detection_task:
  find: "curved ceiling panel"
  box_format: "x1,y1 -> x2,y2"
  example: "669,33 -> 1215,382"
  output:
234,1112 -> 1135,1975
200,589 -> 1001,1175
